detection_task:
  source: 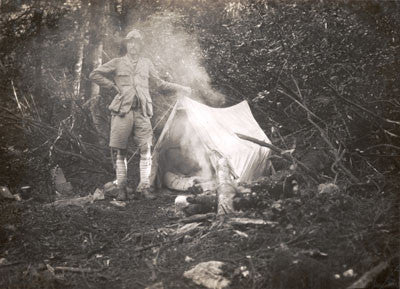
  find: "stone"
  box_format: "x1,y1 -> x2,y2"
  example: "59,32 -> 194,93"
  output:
183,261 -> 231,289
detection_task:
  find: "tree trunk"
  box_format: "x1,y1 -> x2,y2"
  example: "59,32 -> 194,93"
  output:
70,0 -> 90,131
88,0 -> 109,146
73,0 -> 89,99
32,7 -> 44,118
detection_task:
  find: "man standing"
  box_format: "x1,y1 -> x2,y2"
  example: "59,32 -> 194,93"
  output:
89,29 -> 191,200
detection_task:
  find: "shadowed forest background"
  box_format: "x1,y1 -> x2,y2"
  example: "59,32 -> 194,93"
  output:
0,0 -> 399,288
1,0 -> 399,190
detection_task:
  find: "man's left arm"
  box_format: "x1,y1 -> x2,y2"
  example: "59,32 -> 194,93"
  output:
148,60 -> 191,94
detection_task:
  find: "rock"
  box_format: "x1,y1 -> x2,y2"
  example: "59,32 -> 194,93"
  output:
183,261 -> 231,289
318,183 -> 340,194
175,195 -> 191,217
343,269 -> 356,278
50,166 -> 73,194
50,166 -> 67,185
93,188 -> 105,200
0,186 -> 21,201
185,256 -> 194,263
0,186 -> 14,199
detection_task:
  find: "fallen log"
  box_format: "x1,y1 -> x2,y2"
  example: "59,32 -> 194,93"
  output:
235,133 -> 319,183
347,261 -> 389,289
43,189 -> 104,208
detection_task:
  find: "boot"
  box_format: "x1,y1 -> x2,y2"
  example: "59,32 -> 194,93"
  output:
141,187 -> 156,200
136,182 -> 156,200
116,186 -> 127,201
126,186 -> 138,200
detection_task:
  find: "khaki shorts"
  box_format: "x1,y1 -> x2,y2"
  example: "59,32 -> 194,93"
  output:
109,109 -> 153,149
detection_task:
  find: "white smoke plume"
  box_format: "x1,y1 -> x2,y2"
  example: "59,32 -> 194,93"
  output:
129,12 -> 225,106
127,12 -> 226,181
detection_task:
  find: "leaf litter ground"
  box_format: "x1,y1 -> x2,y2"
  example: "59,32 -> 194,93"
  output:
0,178 -> 398,289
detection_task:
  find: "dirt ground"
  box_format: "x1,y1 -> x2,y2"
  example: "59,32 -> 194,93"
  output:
1,173 -> 399,289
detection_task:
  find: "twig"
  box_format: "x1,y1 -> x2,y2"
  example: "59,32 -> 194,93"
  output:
307,115 -> 359,183
286,76 -> 359,183
326,81 -> 400,126
29,93 -> 41,121
133,237 -> 181,253
362,144 -> 400,153
54,266 -> 101,273
277,80 -> 323,122
11,80 -> 24,117
53,146 -> 92,163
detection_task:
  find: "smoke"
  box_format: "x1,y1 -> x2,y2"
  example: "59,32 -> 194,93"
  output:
130,12 -> 225,106
127,12 -> 227,181
163,110 -> 214,180
181,118 -> 214,180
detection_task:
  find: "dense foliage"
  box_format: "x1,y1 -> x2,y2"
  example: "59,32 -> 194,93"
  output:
1,0 -> 399,190
0,1 -> 399,288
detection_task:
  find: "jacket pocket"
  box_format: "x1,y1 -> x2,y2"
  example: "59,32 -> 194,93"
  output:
108,94 -> 124,115
115,73 -> 131,87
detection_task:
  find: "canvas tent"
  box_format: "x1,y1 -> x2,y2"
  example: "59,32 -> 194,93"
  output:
150,96 -> 272,188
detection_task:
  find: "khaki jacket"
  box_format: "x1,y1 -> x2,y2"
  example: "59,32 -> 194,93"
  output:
89,55 -> 179,117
